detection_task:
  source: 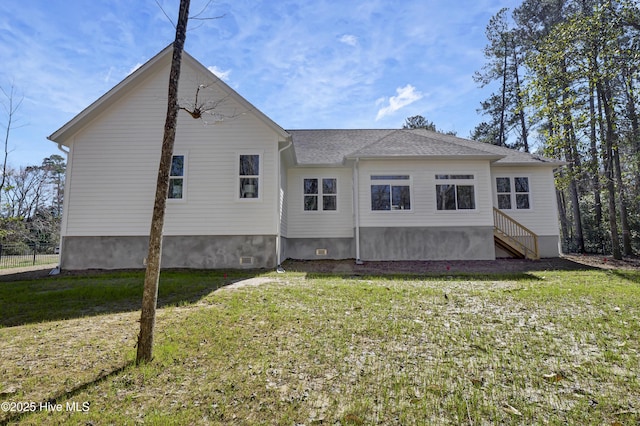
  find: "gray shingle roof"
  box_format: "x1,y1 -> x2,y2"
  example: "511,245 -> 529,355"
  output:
287,129 -> 562,166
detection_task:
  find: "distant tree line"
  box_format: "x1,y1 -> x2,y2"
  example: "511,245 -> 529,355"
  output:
471,0 -> 639,259
0,155 -> 65,248
1,84 -> 65,249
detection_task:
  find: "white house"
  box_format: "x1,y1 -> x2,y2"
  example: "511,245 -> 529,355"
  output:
48,46 -> 564,270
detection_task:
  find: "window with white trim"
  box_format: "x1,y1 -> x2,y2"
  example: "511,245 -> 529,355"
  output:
168,154 -> 185,199
239,154 -> 260,199
496,176 -> 530,210
370,175 -> 411,211
435,174 -> 476,210
304,178 -> 337,211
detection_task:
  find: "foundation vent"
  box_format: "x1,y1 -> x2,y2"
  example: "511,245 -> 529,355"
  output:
315,249 -> 328,256
239,256 -> 254,265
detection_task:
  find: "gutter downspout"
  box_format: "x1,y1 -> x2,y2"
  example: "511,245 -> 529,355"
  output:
50,142 -> 70,275
57,143 -> 69,155
353,158 -> 363,264
276,139 -> 292,273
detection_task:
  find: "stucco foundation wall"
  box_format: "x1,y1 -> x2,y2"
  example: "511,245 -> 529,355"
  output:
537,235 -> 561,258
61,235 -> 277,270
360,227 -> 495,261
283,237 -> 355,260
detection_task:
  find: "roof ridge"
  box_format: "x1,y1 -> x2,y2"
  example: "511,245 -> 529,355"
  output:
346,129 -> 403,157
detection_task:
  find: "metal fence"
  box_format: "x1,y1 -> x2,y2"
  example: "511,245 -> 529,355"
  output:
0,243 -> 59,269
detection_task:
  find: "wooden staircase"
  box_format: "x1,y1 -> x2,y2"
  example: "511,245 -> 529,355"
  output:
493,207 -> 539,260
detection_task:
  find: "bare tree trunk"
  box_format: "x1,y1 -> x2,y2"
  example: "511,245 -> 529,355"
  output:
623,65 -> 640,225
597,80 -> 622,260
499,35 -> 508,147
137,0 -> 191,365
512,48 -> 529,153
556,187 -> 570,253
613,147 -> 632,255
565,161 -> 585,253
561,72 -> 585,253
588,83 -> 603,249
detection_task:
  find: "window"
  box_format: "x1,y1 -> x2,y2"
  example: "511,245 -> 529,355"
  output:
435,174 -> 475,210
239,154 -> 260,199
370,175 -> 411,211
496,177 -> 530,210
168,155 -> 184,199
304,178 -> 337,211
496,177 -> 511,209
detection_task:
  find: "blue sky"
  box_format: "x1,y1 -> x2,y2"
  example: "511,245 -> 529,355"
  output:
0,0 -> 520,167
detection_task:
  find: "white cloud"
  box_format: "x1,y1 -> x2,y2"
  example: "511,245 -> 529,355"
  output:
207,65 -> 231,81
339,34 -> 358,47
375,84 -> 423,120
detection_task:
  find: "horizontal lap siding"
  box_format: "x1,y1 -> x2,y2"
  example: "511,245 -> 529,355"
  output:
286,168 -> 354,238
358,159 -> 494,228
279,159 -> 289,237
490,166 -> 560,236
65,61 -> 278,237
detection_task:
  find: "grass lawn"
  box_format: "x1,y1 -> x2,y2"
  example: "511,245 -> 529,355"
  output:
0,267 -> 639,425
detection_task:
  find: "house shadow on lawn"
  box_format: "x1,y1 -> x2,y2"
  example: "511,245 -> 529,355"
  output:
0,268 -> 262,328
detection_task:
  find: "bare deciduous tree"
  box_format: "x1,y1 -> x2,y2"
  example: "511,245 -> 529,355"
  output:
137,0 -> 191,365
1,84 -> 24,209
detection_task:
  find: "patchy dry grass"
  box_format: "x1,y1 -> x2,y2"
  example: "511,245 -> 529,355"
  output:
0,269 -> 639,425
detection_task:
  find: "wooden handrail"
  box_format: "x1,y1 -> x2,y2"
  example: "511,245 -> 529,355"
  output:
493,207 -> 539,260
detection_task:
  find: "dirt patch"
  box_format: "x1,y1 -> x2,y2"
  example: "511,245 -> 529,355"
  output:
220,277 -> 280,290
281,254 -> 640,275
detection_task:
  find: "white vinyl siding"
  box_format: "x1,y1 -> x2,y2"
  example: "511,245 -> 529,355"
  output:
287,168 -> 353,238
63,59 -> 280,237
278,156 -> 289,237
491,167 -> 560,236
357,160 -> 494,228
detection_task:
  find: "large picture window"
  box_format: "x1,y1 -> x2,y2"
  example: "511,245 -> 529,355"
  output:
435,174 -> 475,210
168,154 -> 184,199
370,175 -> 411,211
304,178 -> 337,211
239,154 -> 260,199
496,177 -> 530,210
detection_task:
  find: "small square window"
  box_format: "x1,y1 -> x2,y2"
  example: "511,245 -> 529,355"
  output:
456,185 -> 475,209
323,195 -> 337,210
498,194 -> 511,209
304,178 -> 338,211
496,177 -> 511,193
496,177 -> 530,210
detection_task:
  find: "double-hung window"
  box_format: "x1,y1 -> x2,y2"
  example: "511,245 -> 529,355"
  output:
435,174 -> 475,210
168,154 -> 185,199
496,177 -> 530,210
239,154 -> 260,199
370,175 -> 411,211
304,178 -> 337,211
